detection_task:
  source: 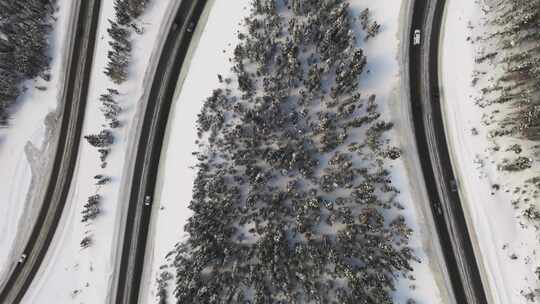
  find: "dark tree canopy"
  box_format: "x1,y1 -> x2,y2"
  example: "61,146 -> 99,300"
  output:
169,1 -> 415,303
0,0 -> 56,124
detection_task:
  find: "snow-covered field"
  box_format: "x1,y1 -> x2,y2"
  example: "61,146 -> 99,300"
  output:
20,0 -> 174,303
441,0 -> 540,303
142,1 -> 449,303
0,0 -> 75,285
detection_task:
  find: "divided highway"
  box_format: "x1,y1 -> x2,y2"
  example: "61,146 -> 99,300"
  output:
0,1 -> 490,303
115,0 -> 491,303
0,0 -> 102,303
409,0 -> 489,303
111,1 -> 208,303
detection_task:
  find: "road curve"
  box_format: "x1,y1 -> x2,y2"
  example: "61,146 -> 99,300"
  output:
0,0 -> 102,303
111,1 -> 209,303
409,0 -> 489,303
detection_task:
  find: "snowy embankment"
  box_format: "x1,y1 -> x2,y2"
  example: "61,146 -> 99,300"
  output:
0,0 -> 74,285
441,0 -> 540,303
20,0 -> 173,303
143,1 -> 448,303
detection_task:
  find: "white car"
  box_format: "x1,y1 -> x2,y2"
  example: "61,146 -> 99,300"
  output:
18,253 -> 27,264
186,21 -> 195,33
144,195 -> 152,206
413,29 -> 421,45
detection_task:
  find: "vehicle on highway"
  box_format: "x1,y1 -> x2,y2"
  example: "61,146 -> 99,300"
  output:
186,21 -> 195,33
17,254 -> 27,264
450,179 -> 458,192
434,202 -> 443,215
413,29 -> 421,45
432,85 -> 440,100
144,195 -> 152,206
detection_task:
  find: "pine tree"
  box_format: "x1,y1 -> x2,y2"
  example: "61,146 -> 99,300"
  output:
0,0 -> 56,124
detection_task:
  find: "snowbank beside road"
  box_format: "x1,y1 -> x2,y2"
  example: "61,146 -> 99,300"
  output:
0,0 -> 75,284
20,0 -> 174,303
441,1 -> 540,303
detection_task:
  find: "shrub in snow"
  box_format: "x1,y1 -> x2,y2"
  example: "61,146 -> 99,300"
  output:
498,156 -> 532,172
81,205 -> 99,222
365,21 -> 381,41
383,146 -> 402,160
114,0 -> 148,25
358,7 -> 381,41
81,194 -> 101,222
80,236 -> 92,248
99,88 -> 122,128
94,174 -> 111,185
155,270 -> 172,304
98,148 -> 110,163
359,8 -> 370,30
84,129 -> 114,147
104,20 -> 131,83
522,206 -> 540,221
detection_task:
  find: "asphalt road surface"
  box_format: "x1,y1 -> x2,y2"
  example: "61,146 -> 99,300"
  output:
111,1 -> 208,303
0,0 -> 101,303
409,0 -> 489,303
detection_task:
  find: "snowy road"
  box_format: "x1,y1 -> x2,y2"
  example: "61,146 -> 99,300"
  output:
110,1 -> 209,303
408,0 -> 489,303
0,1 -> 102,302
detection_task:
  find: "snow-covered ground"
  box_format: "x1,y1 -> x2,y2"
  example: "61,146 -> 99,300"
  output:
441,0 -> 540,303
20,1 -> 174,303
0,0 -> 75,285
142,1 -> 449,303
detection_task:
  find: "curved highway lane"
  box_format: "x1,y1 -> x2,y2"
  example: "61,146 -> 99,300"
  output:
111,1 -> 209,303
409,0 -> 489,303
0,1 -> 102,303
